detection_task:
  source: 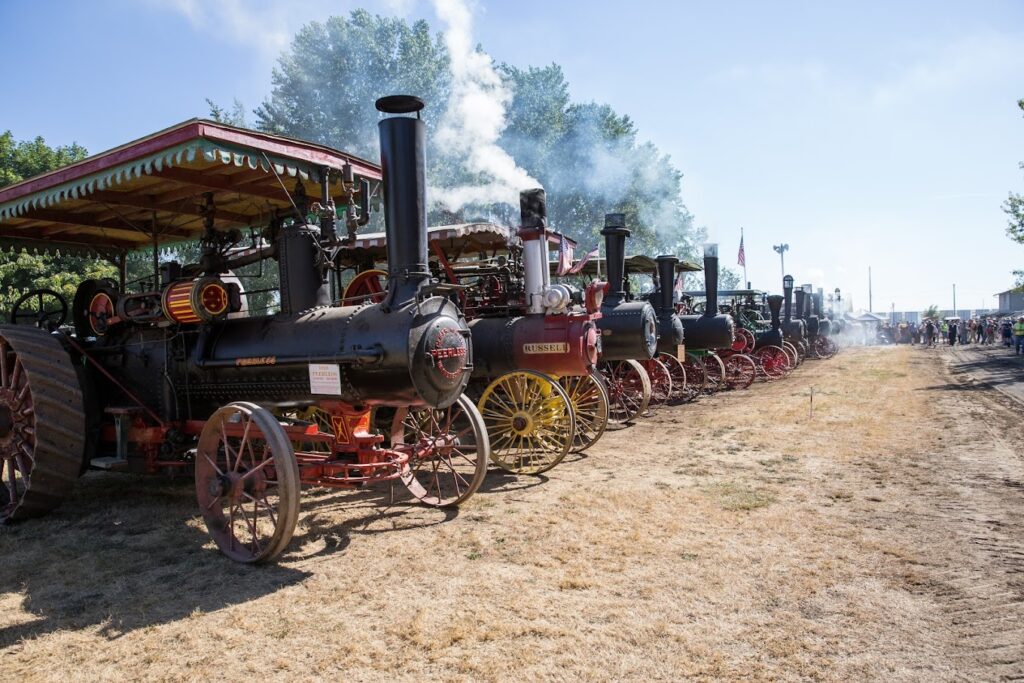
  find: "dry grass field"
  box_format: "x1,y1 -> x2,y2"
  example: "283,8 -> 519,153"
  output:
2,345 -> 1023,681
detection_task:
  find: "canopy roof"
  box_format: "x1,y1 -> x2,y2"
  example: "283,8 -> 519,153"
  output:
341,222 -> 576,263
0,119 -> 381,257
555,255 -> 701,278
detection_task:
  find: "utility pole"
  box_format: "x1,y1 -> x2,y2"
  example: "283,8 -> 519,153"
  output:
772,243 -> 789,282
952,283 -> 956,317
868,266 -> 873,313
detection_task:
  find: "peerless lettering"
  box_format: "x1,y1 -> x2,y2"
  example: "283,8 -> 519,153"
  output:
522,342 -> 569,354
235,356 -> 277,367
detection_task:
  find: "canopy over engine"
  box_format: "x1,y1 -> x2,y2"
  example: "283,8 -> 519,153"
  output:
596,213 -> 657,361
679,244 -> 735,350
467,189 -> 601,379
653,254 -> 685,355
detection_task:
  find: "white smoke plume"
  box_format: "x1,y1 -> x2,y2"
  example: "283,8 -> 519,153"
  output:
430,0 -> 541,210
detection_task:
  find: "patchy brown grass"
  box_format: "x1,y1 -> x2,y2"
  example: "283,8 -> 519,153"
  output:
2,345 -> 1023,681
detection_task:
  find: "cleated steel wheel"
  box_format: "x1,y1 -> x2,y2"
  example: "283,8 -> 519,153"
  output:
195,402 -> 300,563
723,353 -> 757,390
781,341 -> 800,369
755,346 -> 790,380
702,353 -> 727,392
478,370 -> 575,475
736,328 -> 756,353
599,360 -> 652,426
558,370 -> 610,453
0,327 -> 85,522
658,352 -> 694,404
813,336 -> 838,359
391,393 -> 489,507
681,352 -> 707,394
640,358 -> 673,407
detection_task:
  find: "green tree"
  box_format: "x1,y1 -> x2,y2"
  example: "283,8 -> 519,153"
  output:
1003,98 -> 1024,288
0,132 -> 116,317
922,305 -> 939,320
252,12 -> 698,258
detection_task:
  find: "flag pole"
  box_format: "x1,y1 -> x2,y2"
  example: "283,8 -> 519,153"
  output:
741,226 -> 748,288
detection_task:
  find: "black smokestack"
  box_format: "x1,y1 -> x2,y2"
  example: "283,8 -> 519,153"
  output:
813,291 -> 822,317
601,213 -> 629,305
783,277 -> 793,323
655,255 -> 677,315
703,244 -> 719,317
767,294 -> 783,329
520,188 -> 547,227
377,95 -> 429,305
794,288 -> 806,321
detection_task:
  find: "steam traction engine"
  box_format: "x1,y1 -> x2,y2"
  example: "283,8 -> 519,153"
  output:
0,95 -> 489,563
454,190 -> 609,474
593,214 -> 659,424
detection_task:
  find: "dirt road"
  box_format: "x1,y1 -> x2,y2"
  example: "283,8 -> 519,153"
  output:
2,345 -> 1022,681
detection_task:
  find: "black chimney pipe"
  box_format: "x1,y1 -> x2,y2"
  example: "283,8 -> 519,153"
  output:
377,95 -> 429,307
794,288 -> 806,321
655,255 -> 677,315
783,279 -> 794,323
767,294 -> 783,329
602,213 -> 628,305
702,245 -> 719,317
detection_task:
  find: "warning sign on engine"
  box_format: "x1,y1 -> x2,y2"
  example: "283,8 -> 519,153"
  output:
309,363 -> 342,395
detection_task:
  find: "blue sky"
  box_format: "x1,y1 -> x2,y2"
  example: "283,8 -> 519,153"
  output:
2,0 -> 1022,312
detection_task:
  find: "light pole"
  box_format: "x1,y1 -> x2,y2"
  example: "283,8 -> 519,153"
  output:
773,243 -> 789,281
952,283 -> 956,317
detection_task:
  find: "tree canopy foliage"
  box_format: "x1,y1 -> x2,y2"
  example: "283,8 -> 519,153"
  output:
248,10 -> 698,259
0,132 -> 115,317
1003,98 -> 1024,289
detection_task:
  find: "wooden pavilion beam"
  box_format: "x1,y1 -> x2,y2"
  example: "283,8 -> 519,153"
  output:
87,190 -> 256,226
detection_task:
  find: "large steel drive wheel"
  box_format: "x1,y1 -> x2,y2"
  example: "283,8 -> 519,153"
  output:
755,346 -> 790,380
702,353 -> 727,392
478,370 -> 575,475
599,360 -> 652,426
341,269 -> 387,305
658,352 -> 694,404
196,402 -> 301,563
640,358 -> 673,407
391,393 -> 489,506
736,328 -> 756,353
724,353 -> 757,390
813,336 -> 838,359
781,341 -> 800,369
681,352 -> 707,394
0,327 -> 85,522
558,371 -> 610,453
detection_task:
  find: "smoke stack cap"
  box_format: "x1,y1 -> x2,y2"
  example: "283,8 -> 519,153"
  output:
602,213 -> 630,236
375,95 -> 425,115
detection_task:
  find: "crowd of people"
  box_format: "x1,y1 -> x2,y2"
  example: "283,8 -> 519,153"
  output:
878,316 -> 1024,353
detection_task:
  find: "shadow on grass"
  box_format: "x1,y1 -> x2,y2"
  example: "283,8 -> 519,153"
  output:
0,468 -> 479,647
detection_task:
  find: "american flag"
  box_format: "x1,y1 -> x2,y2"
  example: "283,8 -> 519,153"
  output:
557,233 -> 574,276
737,234 -> 746,267
568,245 -> 599,274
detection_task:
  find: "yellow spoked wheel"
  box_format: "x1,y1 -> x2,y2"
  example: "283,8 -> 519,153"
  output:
478,370 -> 575,475
558,370 -> 610,453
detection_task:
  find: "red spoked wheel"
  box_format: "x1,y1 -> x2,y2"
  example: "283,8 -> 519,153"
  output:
341,269 -> 387,306
755,346 -> 790,381
391,393 -> 489,507
640,358 -> 673,408
737,328 -> 756,353
195,402 -> 301,563
813,335 -> 838,359
658,352 -> 694,404
723,353 -> 756,390
599,360 -> 651,426
702,353 -> 727,392
681,352 -> 707,394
